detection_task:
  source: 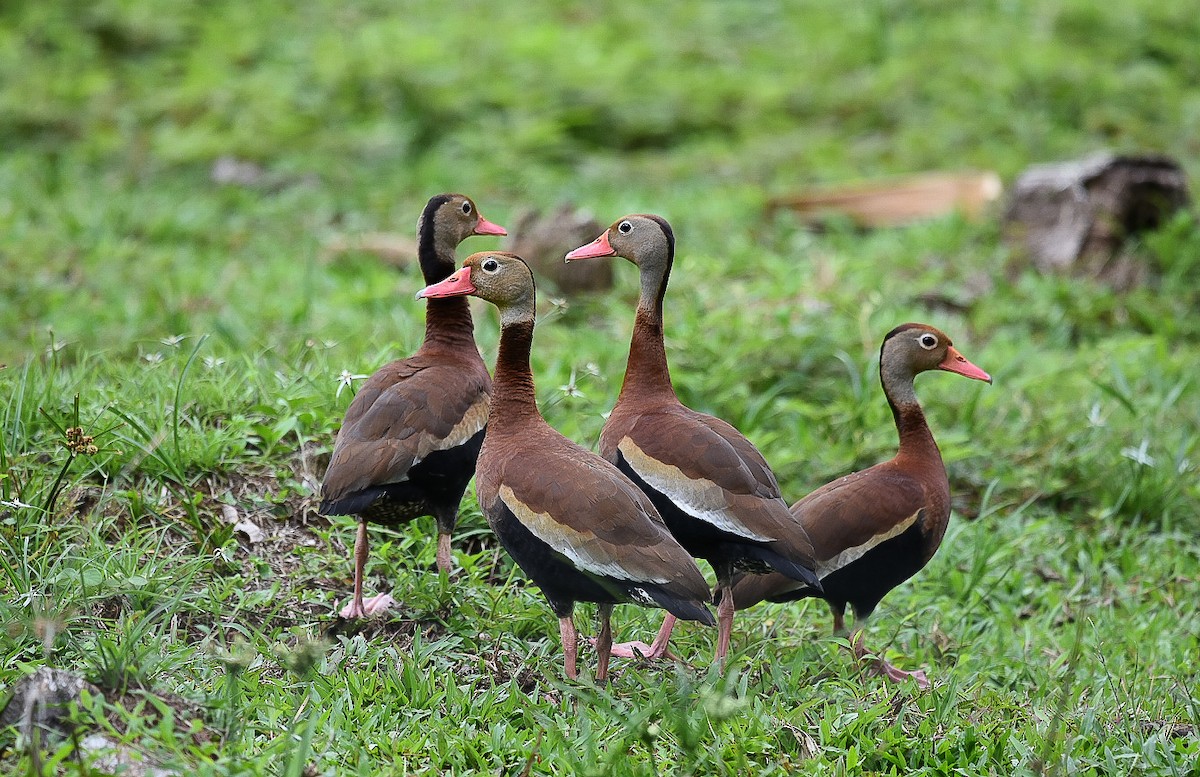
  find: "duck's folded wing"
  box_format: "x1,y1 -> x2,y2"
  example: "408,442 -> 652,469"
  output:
613,408 -> 791,542
491,447 -> 709,594
322,357 -> 489,505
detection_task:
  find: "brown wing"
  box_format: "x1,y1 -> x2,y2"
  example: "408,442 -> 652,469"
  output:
321,353 -> 490,504
793,465 -> 926,569
687,411 -> 784,498
623,406 -> 782,497
605,405 -> 804,545
477,427 -> 710,597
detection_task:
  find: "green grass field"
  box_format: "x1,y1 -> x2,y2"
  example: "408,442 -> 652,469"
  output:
3,0 -> 1199,774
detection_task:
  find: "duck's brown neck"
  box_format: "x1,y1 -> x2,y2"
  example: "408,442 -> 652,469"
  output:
883,377 -> 943,468
617,263 -> 677,403
490,319 -> 541,429
417,226 -> 476,353
420,297 -> 477,353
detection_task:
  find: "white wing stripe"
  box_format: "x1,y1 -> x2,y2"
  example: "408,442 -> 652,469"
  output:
414,395 -> 489,460
498,485 -> 670,584
619,439 -> 774,542
819,510 -> 921,577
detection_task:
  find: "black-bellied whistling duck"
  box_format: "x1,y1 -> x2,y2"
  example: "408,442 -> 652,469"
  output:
320,194 -> 506,619
729,323 -> 991,688
565,215 -> 821,667
417,252 -> 714,682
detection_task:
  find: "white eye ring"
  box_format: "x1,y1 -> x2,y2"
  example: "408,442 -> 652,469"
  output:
919,333 -> 938,350
482,258 -> 500,272
461,201 -> 472,215
618,220 -> 633,234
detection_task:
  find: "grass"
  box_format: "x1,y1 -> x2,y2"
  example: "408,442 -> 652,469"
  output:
2,0 -> 1200,773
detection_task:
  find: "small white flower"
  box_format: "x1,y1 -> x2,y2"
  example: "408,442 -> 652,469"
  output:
144,352 -> 164,364
204,356 -> 226,369
161,334 -> 186,348
13,588 -> 45,608
558,368 -> 585,398
1120,440 -> 1155,468
337,370 -> 369,398
1087,403 -> 1105,428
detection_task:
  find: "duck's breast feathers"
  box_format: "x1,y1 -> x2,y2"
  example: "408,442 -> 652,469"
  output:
478,436 -> 708,593
792,465 -> 928,574
322,355 -> 490,502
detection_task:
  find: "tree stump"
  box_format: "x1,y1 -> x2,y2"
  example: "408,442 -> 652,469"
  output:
1002,153 -> 1191,290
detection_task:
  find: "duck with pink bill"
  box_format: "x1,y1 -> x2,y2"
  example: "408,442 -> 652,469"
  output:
566,215 -> 822,669
319,194 -> 506,619
417,252 -> 715,683
729,323 -> 991,688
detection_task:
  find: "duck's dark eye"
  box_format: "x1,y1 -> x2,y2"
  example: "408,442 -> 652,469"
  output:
919,333 -> 938,350
482,258 -> 499,272
618,220 -> 633,234
461,201 -> 472,215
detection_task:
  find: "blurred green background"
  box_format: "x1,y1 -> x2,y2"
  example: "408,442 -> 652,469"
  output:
3,0 -> 1199,359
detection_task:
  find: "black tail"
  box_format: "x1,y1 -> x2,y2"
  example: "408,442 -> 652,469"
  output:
645,587 -> 717,627
739,545 -> 823,591
319,487 -> 383,517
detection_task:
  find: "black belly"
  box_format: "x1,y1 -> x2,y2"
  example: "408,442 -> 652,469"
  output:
811,521 -> 928,620
329,429 -> 485,529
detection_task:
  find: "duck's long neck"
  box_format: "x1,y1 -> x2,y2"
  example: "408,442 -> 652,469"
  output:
421,297 -> 476,352
882,369 -> 943,467
490,318 -> 541,431
419,231 -> 475,352
617,259 -> 677,403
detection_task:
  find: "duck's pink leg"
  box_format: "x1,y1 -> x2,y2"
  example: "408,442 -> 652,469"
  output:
435,532 -> 453,574
339,521 -> 370,619
339,521 -> 395,618
714,583 -> 735,670
851,629 -> 931,689
595,604 -> 614,683
559,616 -> 579,680
606,614 -> 679,660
